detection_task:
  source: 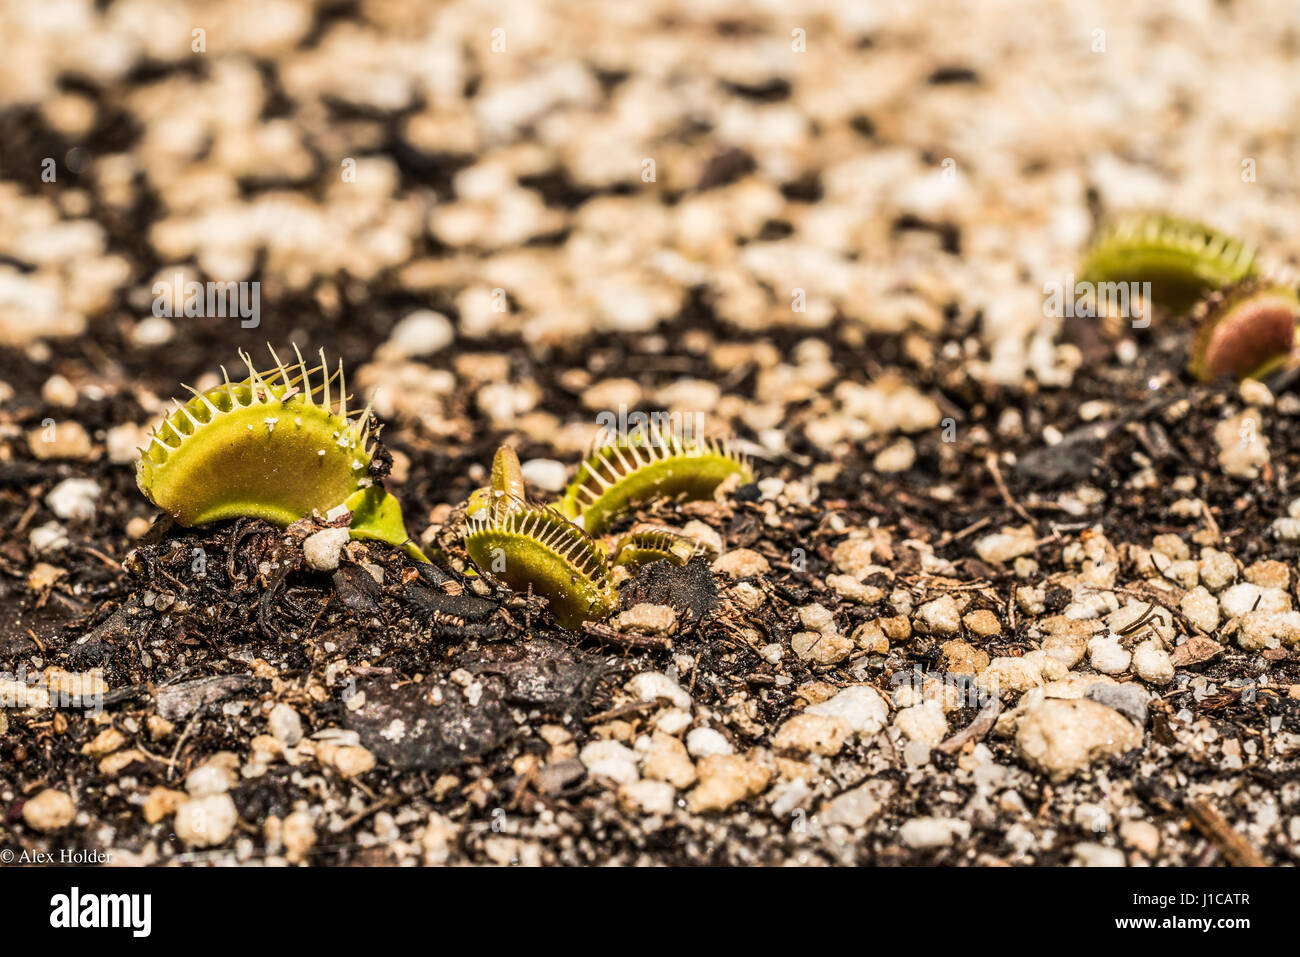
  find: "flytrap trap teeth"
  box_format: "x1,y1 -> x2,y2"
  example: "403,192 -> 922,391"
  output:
464,446 -> 616,629
558,423 -> 753,535
1079,212 -> 1259,314
136,344 -> 428,562
462,445 -> 713,629
606,525 -> 698,572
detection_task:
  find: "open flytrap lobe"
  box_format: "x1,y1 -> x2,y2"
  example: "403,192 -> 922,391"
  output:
464,447 -> 617,629
607,525 -> 697,571
136,345 -> 429,562
1188,281 -> 1300,383
558,423 -> 753,535
1079,212 -> 1259,314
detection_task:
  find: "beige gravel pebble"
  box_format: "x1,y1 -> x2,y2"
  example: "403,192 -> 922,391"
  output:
893,701 -> 948,748
174,793 -> 238,847
1131,640 -> 1174,685
267,703 -> 304,745
829,575 -> 886,605
1236,610 -> 1300,650
378,309 -> 454,359
142,786 -> 186,824
1119,819 -> 1161,857
873,440 -> 915,473
80,727 -> 127,757
1151,533 -> 1190,561
974,525 -> 1037,565
941,639 -> 989,675
681,520 -> 723,557
185,752 -> 240,796
686,754 -> 772,814
641,732 -> 696,789
1221,583 -> 1290,617
98,749 -> 149,776
1215,410 -> 1268,479
126,516 -> 154,539
1179,586 -> 1220,633
1087,635 -> 1131,675
918,594 -> 962,635
1038,617 -> 1097,667
901,816 -> 970,849
581,377 -> 642,411
817,781 -> 891,829
105,422 -> 151,464
41,373 -> 77,407
316,741 -> 376,777
806,685 -> 889,736
282,809 -> 317,863
977,656 -> 1045,697
27,562 -> 66,591
1016,698 -> 1142,782
22,788 -> 75,832
832,538 -> 877,578
654,708 -> 693,736
1245,559 -> 1290,590
685,727 -> 733,758
1198,548 -> 1238,591
618,779 -> 676,816
851,620 -> 890,653
773,713 -> 850,756
520,457 -> 567,494
797,603 -> 835,632
302,527 -> 351,572
28,422 -> 92,460
1073,843 -> 1127,867
790,629 -> 853,664
880,614 -> 911,643
46,478 -> 100,521
711,549 -> 770,577
963,609 -> 1001,637
612,604 -> 678,635
579,740 -> 639,785
147,715 -> 174,741
1025,650 -> 1068,682
625,671 -> 691,709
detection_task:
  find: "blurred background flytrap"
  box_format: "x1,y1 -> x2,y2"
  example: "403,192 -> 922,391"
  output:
0,1 -> 1298,866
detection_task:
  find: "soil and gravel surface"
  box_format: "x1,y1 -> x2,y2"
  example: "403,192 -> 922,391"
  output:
1,0 -> 1299,866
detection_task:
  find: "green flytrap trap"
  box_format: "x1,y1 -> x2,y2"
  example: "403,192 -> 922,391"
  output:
1077,212 -> 1300,383
136,345 -> 428,562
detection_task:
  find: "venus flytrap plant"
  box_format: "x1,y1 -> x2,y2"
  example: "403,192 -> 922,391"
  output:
1080,212 -> 1259,314
1077,211 -> 1300,385
462,435 -> 734,629
1188,281 -> 1300,383
136,346 -> 429,562
464,446 -> 617,629
558,423 -> 753,534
